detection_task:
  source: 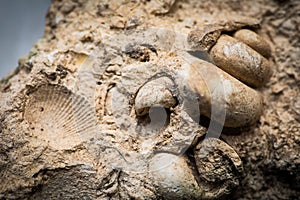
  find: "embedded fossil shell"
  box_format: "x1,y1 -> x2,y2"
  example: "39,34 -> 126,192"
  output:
187,16 -> 260,51
234,29 -> 272,58
210,35 -> 272,88
194,138 -> 243,199
184,56 -> 263,127
24,85 -> 98,150
134,77 -> 177,116
149,153 -> 203,199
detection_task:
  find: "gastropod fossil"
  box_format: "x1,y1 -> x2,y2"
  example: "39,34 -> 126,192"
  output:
134,76 -> 177,116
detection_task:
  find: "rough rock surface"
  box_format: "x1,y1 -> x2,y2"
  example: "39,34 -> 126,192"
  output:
0,0 -> 299,199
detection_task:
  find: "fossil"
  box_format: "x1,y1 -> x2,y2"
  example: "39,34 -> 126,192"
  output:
149,138 -> 243,199
0,0 -> 281,199
187,16 -> 261,52
134,76 -> 177,116
210,34 -> 272,87
24,84 -> 98,150
22,17 -> 271,198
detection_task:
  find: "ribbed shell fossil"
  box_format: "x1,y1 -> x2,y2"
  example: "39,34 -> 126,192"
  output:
24,85 -> 98,150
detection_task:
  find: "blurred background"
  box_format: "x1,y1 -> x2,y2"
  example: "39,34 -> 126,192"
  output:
0,0 -> 51,78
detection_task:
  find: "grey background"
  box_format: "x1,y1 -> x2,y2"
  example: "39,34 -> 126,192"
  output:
0,0 -> 51,79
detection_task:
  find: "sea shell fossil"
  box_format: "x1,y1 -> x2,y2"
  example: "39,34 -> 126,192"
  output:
21,16 -> 271,198
183,54 -> 264,128
149,138 -> 242,199
187,16 -> 260,52
24,84 -> 98,150
134,76 -> 177,116
210,34 -> 272,87
194,138 -> 243,198
149,153 -> 203,199
234,29 -> 271,58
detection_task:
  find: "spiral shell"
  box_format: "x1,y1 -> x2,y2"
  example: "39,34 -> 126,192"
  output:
234,29 -> 271,58
134,77 -> 177,116
187,16 -> 260,52
210,35 -> 272,87
185,57 -> 263,127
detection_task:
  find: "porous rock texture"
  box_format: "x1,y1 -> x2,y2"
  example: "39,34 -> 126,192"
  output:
0,0 -> 299,199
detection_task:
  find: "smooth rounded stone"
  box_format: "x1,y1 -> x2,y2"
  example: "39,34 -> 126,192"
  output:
210,35 -> 272,88
234,29 -> 272,58
185,58 -> 263,127
149,153 -> 203,199
134,77 -> 177,116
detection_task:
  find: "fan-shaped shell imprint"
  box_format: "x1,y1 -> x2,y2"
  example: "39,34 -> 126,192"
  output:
24,85 -> 98,150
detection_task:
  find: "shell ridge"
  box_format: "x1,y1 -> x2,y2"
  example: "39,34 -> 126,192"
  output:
24,84 -> 99,149
55,93 -> 88,128
55,102 -> 96,134
53,89 -> 75,120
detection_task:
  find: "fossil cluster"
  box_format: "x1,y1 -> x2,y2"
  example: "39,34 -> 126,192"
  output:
3,0 -> 298,199
21,14 -> 272,199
